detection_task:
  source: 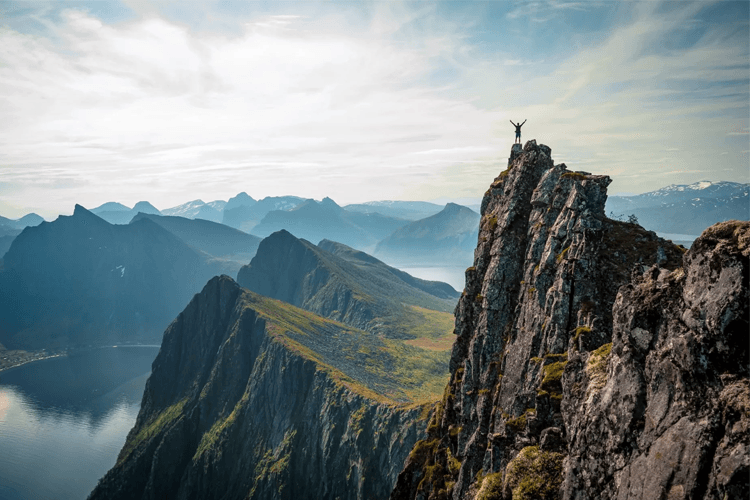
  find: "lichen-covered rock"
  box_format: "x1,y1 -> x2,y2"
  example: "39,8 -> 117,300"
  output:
391,141 -> 745,500
562,219 -> 749,499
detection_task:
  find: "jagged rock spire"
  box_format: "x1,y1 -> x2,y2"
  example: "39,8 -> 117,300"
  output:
390,140 -> 745,500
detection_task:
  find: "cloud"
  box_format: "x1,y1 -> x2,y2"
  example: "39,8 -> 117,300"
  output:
0,1 -> 747,218
0,6 -> 506,215
506,1 -> 594,22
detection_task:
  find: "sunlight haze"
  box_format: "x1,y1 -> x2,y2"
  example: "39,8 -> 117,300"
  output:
1,0 -> 748,219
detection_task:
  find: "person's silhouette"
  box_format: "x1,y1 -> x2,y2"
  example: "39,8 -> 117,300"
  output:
510,119 -> 526,144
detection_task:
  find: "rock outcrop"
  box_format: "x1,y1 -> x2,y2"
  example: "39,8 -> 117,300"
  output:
90,276 -> 430,500
390,141 -> 747,499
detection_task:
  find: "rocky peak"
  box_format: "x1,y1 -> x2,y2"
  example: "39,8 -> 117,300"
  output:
390,140 -> 717,500
507,142 -> 524,166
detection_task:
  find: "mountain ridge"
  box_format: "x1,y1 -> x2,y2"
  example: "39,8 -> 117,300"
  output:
237,229 -> 457,339
0,205 -> 228,349
88,275 -> 433,500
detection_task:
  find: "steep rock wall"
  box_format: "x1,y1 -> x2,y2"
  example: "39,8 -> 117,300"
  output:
90,276 -> 426,500
389,141 -> 740,500
562,220 -> 749,499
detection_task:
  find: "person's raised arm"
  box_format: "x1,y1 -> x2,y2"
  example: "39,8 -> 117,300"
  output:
510,120 -> 516,126
521,119 -> 527,126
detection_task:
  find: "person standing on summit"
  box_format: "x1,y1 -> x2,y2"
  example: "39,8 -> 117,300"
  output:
510,119 -> 526,144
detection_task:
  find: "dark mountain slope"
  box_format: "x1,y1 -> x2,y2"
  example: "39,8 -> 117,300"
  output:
374,203 -> 480,266
0,205 -> 226,349
0,234 -> 16,258
237,230 -> 457,340
391,141 -> 747,500
130,213 -> 261,273
88,276 -> 431,500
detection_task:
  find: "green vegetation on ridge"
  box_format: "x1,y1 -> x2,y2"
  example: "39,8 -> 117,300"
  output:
244,290 -> 451,404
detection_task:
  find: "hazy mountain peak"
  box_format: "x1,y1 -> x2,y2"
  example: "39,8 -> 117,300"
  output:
0,213 -> 44,230
132,201 -> 160,214
321,196 -> 339,207
225,192 -> 256,211
442,202 -> 468,213
16,213 -> 44,226
91,201 -> 130,213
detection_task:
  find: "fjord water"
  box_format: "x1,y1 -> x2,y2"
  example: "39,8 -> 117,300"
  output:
399,266 -> 467,291
0,346 -> 159,500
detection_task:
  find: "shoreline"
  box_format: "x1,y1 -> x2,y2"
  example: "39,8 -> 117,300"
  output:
0,351 -> 68,374
0,344 -> 161,374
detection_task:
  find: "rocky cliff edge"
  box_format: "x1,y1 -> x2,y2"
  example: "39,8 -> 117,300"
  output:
390,140 -> 748,500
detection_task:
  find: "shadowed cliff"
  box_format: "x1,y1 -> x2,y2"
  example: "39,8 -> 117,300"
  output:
0,205 -> 229,349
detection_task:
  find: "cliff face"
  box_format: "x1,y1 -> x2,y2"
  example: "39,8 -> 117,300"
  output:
391,141 -> 747,499
561,220 -> 749,499
90,276 -> 428,500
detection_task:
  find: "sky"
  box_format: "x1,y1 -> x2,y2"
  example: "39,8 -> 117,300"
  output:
1,0 -> 748,219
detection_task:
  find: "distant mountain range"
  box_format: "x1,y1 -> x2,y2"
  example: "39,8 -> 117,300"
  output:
3,179 -> 744,273
161,199 -> 226,223
374,203 -> 480,266
222,195 -> 304,232
606,181 -> 749,241
249,197 -> 408,252
343,201 -> 444,221
0,205 -> 229,349
90,200 -> 161,224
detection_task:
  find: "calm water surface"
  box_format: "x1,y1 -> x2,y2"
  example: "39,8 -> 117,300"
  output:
0,346 -> 159,500
399,266 -> 467,291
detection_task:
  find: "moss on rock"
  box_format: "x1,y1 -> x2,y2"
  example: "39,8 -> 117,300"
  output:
503,446 -> 564,500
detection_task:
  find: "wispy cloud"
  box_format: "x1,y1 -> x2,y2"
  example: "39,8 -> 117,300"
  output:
0,7 -> 503,215
506,0 -> 596,22
0,1 -> 747,218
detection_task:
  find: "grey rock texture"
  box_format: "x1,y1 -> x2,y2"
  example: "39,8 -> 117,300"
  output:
390,141 -> 746,500
89,275 -> 428,500
562,219 -> 749,500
